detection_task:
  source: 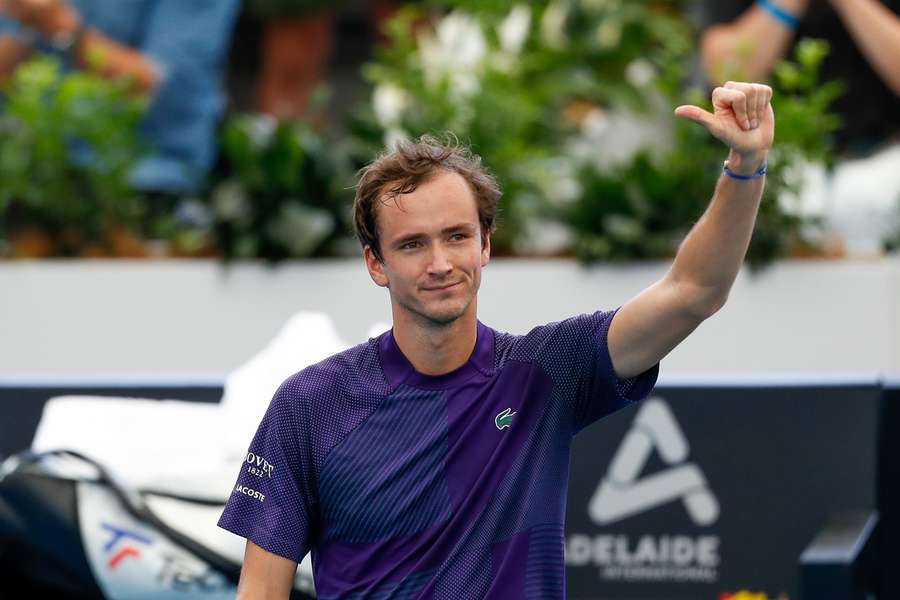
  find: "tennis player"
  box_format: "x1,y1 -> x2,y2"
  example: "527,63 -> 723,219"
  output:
218,81 -> 774,599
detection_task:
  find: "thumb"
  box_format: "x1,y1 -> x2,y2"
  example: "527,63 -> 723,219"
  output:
674,105 -> 714,127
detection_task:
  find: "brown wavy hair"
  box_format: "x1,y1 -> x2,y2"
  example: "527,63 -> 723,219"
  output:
353,134 -> 501,262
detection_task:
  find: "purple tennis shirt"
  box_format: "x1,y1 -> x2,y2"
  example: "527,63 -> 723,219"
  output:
218,309 -> 658,599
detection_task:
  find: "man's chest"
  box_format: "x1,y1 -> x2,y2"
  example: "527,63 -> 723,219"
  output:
316,361 -> 558,545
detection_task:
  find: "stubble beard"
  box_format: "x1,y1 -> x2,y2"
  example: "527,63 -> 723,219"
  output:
394,285 -> 475,329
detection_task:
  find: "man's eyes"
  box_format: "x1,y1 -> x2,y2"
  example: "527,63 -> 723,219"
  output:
399,233 -> 469,249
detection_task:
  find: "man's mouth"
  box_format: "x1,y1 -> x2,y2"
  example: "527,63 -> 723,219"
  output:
423,282 -> 462,292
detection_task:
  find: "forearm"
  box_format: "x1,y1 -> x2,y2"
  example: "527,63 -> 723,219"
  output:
669,150 -> 767,315
831,0 -> 900,95
236,540 -> 295,600
72,27 -> 160,95
701,0 -> 808,83
607,82 -> 771,375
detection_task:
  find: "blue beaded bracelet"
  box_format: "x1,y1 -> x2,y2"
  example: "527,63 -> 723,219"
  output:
723,160 -> 768,180
757,0 -> 801,29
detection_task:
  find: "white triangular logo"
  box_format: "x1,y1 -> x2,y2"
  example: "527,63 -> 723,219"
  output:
588,397 -> 719,526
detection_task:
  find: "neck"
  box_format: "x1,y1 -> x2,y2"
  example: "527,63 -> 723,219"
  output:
391,304 -> 478,376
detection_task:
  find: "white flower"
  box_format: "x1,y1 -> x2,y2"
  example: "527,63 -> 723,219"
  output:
526,157 -> 581,208
625,59 -> 656,88
213,181 -> 250,223
439,12 -> 487,66
418,12 -> 487,98
372,83 -> 409,128
174,199 -> 212,229
594,19 -> 622,49
581,107 -> 610,138
581,0 -> 619,13
498,5 -> 531,56
453,72 -> 481,98
540,0 -> 570,50
564,107 -> 611,163
492,53 -> 516,74
243,114 -> 277,149
604,214 -> 642,241
266,202 -> 334,257
545,158 -> 582,206
555,177 -> 581,205
383,127 -> 410,151
518,220 -> 574,255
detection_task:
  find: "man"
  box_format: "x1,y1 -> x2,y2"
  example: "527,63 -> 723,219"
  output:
0,0 -> 239,193
218,82 -> 773,598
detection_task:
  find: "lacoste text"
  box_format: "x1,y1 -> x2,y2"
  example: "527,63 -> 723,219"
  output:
236,485 -> 265,502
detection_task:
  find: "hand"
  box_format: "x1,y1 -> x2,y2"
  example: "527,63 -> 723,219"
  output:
674,82 -> 774,160
0,0 -> 79,37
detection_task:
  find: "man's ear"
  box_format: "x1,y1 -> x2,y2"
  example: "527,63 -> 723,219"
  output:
364,245 -> 389,288
481,234 -> 491,268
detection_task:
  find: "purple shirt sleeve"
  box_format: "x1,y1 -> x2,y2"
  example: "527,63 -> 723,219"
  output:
534,309 -> 659,432
217,378 -> 317,562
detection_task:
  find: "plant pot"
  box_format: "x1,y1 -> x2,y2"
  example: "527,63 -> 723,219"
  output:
8,226 -> 58,258
256,13 -> 334,121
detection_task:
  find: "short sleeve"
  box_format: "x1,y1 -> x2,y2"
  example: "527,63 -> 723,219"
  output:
534,309 -> 659,433
217,379 -> 317,562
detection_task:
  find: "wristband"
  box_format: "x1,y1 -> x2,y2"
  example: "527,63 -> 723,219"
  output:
756,0 -> 801,30
723,160 -> 768,180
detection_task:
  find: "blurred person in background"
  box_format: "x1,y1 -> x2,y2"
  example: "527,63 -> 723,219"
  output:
701,0 -> 900,156
0,0 -> 240,196
699,0 -> 900,253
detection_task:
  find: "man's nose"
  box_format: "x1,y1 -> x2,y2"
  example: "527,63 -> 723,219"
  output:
427,243 -> 453,275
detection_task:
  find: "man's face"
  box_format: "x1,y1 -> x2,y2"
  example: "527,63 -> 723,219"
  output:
364,170 -> 491,328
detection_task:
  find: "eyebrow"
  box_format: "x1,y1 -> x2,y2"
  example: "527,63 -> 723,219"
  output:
391,223 -> 477,247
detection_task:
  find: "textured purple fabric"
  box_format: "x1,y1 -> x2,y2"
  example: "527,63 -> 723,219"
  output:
217,309 -> 659,598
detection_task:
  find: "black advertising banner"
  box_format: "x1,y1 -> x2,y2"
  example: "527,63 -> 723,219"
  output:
876,379 -> 900,599
565,382 -> 881,600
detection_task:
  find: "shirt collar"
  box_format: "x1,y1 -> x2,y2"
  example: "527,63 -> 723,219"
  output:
378,321 -> 495,390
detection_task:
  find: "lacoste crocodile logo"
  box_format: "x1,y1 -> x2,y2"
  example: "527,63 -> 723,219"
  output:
495,408 -> 516,430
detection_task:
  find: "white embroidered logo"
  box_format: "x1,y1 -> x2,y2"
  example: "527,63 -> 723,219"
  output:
235,485 -> 265,503
245,452 -> 275,478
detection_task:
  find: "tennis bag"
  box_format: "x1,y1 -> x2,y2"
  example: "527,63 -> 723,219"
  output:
0,450 -> 315,599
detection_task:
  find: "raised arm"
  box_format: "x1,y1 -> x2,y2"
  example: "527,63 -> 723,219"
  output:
608,82 -> 773,378
236,540 -> 298,600
830,0 -> 900,95
700,0 -> 809,83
